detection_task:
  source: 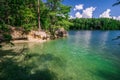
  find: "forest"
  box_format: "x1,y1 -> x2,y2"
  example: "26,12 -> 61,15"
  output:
0,0 -> 71,30
69,18 -> 120,30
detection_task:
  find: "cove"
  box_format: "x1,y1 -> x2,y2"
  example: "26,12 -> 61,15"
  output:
0,30 -> 120,80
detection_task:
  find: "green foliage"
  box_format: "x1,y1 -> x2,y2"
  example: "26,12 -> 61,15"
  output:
0,23 -> 12,47
3,34 -> 12,41
70,18 -> 120,30
45,0 -> 72,31
0,0 -> 41,29
57,19 -> 73,30
0,0 -> 71,30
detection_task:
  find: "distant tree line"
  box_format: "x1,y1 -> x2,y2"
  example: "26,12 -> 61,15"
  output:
69,18 -> 120,30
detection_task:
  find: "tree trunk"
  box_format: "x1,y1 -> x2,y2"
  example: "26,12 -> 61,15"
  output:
38,0 -> 41,30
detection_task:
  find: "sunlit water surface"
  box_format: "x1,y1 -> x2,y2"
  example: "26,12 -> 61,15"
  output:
1,31 -> 120,80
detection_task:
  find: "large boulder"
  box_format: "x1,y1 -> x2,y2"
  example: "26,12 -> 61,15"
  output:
55,28 -> 68,38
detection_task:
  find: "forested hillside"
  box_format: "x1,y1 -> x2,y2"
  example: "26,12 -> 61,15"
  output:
70,18 -> 120,30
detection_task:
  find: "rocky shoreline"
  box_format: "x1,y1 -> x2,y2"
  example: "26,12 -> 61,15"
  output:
10,27 -> 68,43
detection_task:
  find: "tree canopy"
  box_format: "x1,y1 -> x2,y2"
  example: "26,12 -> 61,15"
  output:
0,0 -> 72,30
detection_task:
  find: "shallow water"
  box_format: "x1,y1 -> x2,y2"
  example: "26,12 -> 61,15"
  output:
1,30 -> 120,80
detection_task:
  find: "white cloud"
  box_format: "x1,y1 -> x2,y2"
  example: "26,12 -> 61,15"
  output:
74,7 -> 96,18
72,4 -> 120,20
116,16 -> 120,20
99,9 -> 120,20
99,9 -> 111,18
75,12 -> 82,18
82,7 -> 96,18
74,4 -> 84,11
113,16 -> 116,19
113,16 -> 120,20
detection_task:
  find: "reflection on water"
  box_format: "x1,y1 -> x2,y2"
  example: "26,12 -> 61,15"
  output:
0,30 -> 120,80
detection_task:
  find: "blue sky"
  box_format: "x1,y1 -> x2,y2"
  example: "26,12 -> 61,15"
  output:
62,0 -> 120,18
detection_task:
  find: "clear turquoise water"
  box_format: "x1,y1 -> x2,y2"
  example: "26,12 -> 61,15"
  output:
1,31 -> 120,80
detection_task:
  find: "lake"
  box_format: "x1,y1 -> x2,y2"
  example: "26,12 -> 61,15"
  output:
0,30 -> 120,80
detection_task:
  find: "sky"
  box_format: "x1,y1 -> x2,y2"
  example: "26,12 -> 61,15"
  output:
62,0 -> 120,19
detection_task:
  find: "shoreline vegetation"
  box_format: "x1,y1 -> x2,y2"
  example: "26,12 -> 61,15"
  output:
0,0 -> 71,46
7,17 -> 120,44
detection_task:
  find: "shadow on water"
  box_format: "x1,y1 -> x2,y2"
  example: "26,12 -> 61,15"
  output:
30,69 -> 57,80
0,47 -> 65,80
38,53 -> 66,68
0,58 -> 57,80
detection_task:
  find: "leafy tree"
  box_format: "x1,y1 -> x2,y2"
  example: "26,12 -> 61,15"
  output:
43,0 -> 72,37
